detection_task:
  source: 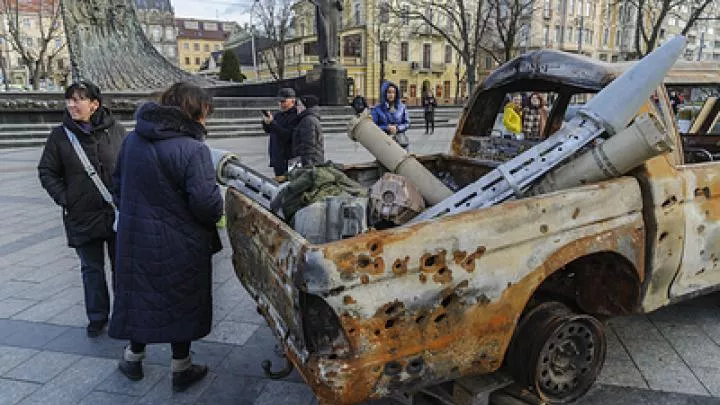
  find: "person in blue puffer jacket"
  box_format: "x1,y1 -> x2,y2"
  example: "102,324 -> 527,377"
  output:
371,80 -> 411,149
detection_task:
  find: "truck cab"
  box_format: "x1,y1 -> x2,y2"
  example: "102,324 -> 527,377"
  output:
226,50 -> 720,405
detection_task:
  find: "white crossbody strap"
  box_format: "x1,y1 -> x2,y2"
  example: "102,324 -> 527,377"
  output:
63,126 -> 117,211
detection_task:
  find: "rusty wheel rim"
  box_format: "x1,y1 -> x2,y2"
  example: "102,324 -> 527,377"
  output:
534,315 -> 606,403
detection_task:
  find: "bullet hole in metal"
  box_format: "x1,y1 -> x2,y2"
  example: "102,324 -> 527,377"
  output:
698,225 -> 706,233
358,255 -> 371,268
361,274 -> 370,284
415,315 -> 426,323
384,362 -> 402,376
438,266 -> 448,275
450,366 -> 460,374
385,319 -> 396,329
385,302 -> 402,315
700,250 -> 706,256
340,272 -> 357,281
695,187 -> 711,198
343,295 -> 356,305
406,358 -> 425,374
372,366 -> 380,372
419,274 -> 427,283
328,286 -> 346,296
572,207 -> 580,219
541,208 -> 547,214
659,231 -> 669,242
434,313 -> 447,323
348,328 -> 356,334
696,268 -> 706,275
540,224 -> 549,233
441,294 -> 455,308
662,196 -> 677,208
370,242 -> 379,252
328,354 -> 338,360
374,329 -> 381,336
424,256 -> 436,267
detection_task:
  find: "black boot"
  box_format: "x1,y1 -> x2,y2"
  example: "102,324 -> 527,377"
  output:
172,356 -> 208,392
118,345 -> 144,381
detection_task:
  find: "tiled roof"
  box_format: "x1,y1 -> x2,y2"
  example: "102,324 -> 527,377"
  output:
176,18 -> 234,41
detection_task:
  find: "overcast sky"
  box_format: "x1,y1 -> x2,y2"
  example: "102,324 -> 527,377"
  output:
171,0 -> 254,23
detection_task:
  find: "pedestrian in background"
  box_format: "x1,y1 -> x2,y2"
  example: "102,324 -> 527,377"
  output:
263,87 -> 300,177
38,80 -> 126,338
522,92 -> 550,140
422,89 -> 437,134
109,82 -> 223,392
290,95 -> 325,168
371,81 -> 410,149
503,94 -> 523,136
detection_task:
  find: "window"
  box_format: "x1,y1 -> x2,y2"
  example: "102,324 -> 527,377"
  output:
556,0 -> 562,12
401,5 -> 410,24
55,38 -> 62,49
185,57 -> 190,65
166,46 -> 176,57
17,57 -> 24,67
568,0 -> 574,15
343,34 -> 362,57
445,44 -> 452,63
184,20 -> 199,29
599,53 -> 607,61
204,44 -> 210,52
304,41 -> 318,56
214,44 -> 221,51
25,37 -> 32,47
400,42 -> 409,61
57,58 -> 64,69
568,27 -> 574,43
544,0 -> 551,15
354,2 -> 361,25
544,26 -> 550,46
603,28 -> 608,45
422,43 -> 431,69
193,43 -> 200,51
485,56 -> 493,69
195,57 -> 201,65
379,2 -> 389,23
152,27 -> 162,42
399,79 -> 408,96
205,22 -> 218,31
443,81 -> 450,98
22,17 -> 31,29
555,25 -> 561,43
380,41 -> 388,61
165,27 -> 175,41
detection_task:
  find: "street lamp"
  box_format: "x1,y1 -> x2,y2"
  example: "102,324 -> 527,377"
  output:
251,0 -> 259,80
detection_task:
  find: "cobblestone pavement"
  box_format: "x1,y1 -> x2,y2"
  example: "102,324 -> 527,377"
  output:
1,127 -> 720,404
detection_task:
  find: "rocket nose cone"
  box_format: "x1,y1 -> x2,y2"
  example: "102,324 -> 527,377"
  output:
582,35 -> 688,134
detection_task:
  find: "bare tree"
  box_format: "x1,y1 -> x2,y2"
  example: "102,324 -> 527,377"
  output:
367,1 -> 403,86
484,0 -> 535,63
0,0 -> 64,89
389,0 -> 490,96
254,0 -> 294,80
628,0 -> 715,57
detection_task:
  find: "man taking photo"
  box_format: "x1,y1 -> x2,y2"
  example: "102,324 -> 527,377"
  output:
263,88 -> 301,177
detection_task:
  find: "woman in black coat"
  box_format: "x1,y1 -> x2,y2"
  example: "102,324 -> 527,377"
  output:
109,82 -> 223,392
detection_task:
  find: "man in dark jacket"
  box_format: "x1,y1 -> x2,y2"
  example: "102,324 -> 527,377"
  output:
37,81 -> 126,337
263,87 -> 300,177
422,89 -> 437,134
291,95 -> 325,167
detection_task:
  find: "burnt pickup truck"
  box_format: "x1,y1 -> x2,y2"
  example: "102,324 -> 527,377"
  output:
224,50 -> 719,404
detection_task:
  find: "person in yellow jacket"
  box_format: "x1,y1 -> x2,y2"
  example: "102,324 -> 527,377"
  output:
503,95 -> 523,134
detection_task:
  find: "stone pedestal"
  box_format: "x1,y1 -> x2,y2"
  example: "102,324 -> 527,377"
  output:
318,64 -> 347,106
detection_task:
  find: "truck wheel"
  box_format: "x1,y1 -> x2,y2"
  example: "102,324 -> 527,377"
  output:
507,302 -> 606,404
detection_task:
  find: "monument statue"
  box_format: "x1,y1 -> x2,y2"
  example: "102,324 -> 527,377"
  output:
60,0 -> 211,90
309,0 -> 343,65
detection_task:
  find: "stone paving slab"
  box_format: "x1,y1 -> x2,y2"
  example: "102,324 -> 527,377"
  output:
3,128 -> 720,404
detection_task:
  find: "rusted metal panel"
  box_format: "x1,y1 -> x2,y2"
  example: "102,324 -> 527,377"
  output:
669,162 -> 720,297
227,175 -> 646,404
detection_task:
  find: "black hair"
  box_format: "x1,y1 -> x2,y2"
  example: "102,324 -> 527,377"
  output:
159,82 -> 214,121
64,80 -> 102,105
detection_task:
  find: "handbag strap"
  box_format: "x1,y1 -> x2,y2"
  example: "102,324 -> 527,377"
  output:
63,126 -> 117,211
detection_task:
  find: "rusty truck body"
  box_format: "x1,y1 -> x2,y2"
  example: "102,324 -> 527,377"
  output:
226,50 -> 720,404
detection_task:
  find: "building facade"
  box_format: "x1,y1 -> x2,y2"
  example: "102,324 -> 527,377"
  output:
176,18 -> 238,72
134,0 -> 178,65
258,0 -> 463,105
0,0 -> 69,89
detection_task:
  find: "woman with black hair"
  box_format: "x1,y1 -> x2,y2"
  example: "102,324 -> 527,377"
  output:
38,80 -> 126,338
109,82 -> 224,392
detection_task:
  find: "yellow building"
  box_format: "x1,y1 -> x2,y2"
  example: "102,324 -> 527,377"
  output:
176,18 -> 237,72
258,0 -> 463,105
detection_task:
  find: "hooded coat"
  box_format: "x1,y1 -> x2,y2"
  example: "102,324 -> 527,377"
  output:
292,105 -> 324,167
371,81 -> 410,134
38,108 -> 126,247
108,102 -> 224,344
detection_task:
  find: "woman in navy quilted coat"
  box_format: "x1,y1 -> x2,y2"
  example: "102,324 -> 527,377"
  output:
109,82 -> 223,392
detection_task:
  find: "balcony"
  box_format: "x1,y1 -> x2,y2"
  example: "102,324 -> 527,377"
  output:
341,56 -> 364,65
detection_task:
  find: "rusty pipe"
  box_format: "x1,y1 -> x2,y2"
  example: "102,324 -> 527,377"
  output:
347,112 -> 453,205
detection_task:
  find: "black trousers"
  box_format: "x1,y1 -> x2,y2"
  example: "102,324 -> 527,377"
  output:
130,341 -> 191,359
75,237 -> 115,324
424,111 -> 435,133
